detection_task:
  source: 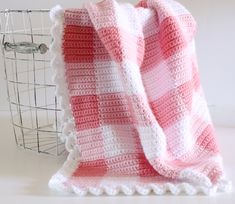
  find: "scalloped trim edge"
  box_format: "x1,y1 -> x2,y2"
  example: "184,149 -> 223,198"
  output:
49,172 -> 232,196
50,5 -> 79,155
49,4 -> 232,196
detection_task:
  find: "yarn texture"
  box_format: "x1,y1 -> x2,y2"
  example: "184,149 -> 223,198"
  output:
49,0 -> 231,195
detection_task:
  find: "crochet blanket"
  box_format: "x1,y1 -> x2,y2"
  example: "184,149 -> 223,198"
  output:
49,0 -> 231,195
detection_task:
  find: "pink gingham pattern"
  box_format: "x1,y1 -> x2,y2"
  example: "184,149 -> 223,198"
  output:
49,0 -> 231,195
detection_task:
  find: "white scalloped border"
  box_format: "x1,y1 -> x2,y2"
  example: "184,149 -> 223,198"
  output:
50,5 -> 78,153
48,172 -> 232,196
49,4 -> 232,196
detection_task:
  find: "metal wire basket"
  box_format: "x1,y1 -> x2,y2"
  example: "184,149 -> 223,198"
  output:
0,9 -> 65,156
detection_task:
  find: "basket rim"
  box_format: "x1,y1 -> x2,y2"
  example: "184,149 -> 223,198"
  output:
0,9 -> 50,13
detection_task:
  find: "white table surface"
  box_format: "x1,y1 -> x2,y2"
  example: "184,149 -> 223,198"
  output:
0,115 -> 234,204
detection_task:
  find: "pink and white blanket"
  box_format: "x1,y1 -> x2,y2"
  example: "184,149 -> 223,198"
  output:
49,0 -> 231,195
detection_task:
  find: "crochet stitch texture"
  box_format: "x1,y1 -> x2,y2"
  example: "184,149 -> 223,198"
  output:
49,0 -> 231,195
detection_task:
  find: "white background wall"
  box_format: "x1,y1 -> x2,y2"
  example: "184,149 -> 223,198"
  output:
0,0 -> 234,127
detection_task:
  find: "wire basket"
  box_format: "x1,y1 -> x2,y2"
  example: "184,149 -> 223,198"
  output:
0,9 -> 65,156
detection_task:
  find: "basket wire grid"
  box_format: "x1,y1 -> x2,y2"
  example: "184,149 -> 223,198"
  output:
0,9 -> 65,156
